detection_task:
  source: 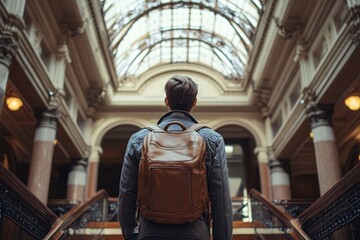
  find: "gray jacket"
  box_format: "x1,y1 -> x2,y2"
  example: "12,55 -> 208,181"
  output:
119,111 -> 233,240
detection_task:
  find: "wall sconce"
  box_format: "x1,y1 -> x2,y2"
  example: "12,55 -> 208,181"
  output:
6,96 -> 23,111
345,87 -> 360,111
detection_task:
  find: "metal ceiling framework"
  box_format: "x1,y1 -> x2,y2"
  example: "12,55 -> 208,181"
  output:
100,0 -> 263,83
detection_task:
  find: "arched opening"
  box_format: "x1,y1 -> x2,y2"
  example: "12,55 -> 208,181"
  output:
215,124 -> 260,196
98,124 -> 141,197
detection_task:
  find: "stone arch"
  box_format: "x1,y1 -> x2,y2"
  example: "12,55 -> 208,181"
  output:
210,118 -> 266,148
91,117 -> 150,147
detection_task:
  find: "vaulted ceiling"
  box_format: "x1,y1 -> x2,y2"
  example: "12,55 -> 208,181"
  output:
100,0 -> 264,84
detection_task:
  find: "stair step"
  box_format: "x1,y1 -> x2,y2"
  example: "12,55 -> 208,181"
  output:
67,221 -> 289,239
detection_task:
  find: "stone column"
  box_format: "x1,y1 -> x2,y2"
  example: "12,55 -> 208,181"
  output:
27,107 -> 59,204
0,34 -> 17,114
49,43 -> 71,92
269,158 -> 291,200
66,159 -> 87,202
306,104 -> 341,195
254,147 -> 272,199
86,146 -> 102,199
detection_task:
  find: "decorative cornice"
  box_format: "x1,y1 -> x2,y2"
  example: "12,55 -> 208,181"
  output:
273,18 -> 308,62
274,17 -> 303,39
253,79 -> 271,117
86,82 -> 106,109
62,21 -> 86,39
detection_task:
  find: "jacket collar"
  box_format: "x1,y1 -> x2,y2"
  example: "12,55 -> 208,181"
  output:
157,110 -> 198,125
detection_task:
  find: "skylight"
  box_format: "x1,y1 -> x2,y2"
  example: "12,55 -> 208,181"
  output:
100,0 -> 263,83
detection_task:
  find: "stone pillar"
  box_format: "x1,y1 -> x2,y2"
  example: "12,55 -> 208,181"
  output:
66,159 -> 87,202
0,34 -> 17,114
86,146 -> 102,199
27,107 -> 59,204
49,43 -> 71,92
306,104 -> 341,195
254,147 -> 272,199
269,158 -> 291,200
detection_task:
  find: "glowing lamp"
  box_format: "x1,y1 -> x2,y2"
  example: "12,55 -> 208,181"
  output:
6,96 -> 23,111
344,95 -> 360,111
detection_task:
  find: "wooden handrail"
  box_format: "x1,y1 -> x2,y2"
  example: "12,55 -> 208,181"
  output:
0,163 -> 58,220
298,163 -> 360,223
44,190 -> 109,239
250,189 -> 310,240
297,163 -> 360,239
0,163 -> 58,239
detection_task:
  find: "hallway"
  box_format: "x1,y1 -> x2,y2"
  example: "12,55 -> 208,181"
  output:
0,0 -> 360,239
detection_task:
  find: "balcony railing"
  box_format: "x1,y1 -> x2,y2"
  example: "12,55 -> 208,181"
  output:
298,163 -> 360,240
249,189 -> 310,240
45,190 -> 109,239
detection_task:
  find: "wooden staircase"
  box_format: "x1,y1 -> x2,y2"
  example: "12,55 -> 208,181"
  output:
2,162 -> 360,239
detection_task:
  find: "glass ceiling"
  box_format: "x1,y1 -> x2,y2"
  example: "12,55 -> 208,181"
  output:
100,0 -> 264,83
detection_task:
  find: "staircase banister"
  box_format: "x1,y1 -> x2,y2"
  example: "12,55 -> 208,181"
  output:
0,163 -> 58,221
298,163 -> 360,224
249,189 -> 310,240
44,189 -> 109,239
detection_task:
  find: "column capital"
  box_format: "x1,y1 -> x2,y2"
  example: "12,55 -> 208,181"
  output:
70,158 -> 88,167
293,40 -> 308,62
306,103 -> 334,128
348,6 -> 360,46
56,42 -> 71,63
89,146 -> 103,163
254,147 -> 269,163
269,158 -> 289,170
0,33 -> 18,67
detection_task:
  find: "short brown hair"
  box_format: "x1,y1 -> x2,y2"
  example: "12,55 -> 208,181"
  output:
164,75 -> 198,112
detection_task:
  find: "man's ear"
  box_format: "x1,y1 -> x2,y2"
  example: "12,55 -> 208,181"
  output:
165,97 -> 169,108
193,98 -> 197,108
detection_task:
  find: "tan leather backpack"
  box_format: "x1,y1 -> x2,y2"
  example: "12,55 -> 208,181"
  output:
137,121 -> 209,224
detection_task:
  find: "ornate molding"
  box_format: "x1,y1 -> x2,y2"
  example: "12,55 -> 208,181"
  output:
0,181 -> 52,239
348,6 -> 360,46
302,183 -> 360,239
293,40 -> 308,62
302,89 -> 334,127
62,21 -> 86,39
56,42 -> 71,63
274,18 -> 308,62
253,79 -> 271,117
306,103 -> 334,128
86,83 -> 106,109
0,32 -> 18,66
274,17 -> 303,39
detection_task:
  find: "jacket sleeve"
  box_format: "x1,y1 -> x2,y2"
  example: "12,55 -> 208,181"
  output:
207,135 -> 233,240
118,136 -> 139,240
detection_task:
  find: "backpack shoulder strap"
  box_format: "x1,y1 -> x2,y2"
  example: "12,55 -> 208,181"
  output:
145,125 -> 163,132
187,124 -> 209,132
